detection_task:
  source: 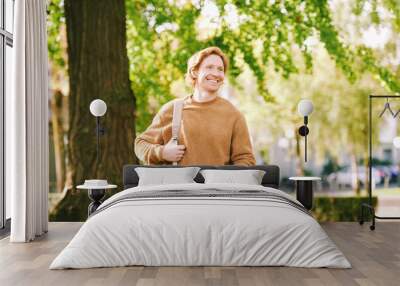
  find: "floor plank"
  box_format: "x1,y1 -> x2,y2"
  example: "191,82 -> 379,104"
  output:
0,222 -> 399,286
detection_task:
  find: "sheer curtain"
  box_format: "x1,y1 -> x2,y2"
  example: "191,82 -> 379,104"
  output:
7,0 -> 49,242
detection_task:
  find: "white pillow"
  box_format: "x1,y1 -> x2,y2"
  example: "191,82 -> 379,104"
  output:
200,169 -> 266,185
135,167 -> 200,186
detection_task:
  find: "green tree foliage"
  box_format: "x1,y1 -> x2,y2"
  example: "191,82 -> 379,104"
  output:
233,42 -> 386,192
48,0 -> 399,133
47,0 -> 66,70
125,0 -> 399,132
46,0 -> 399,198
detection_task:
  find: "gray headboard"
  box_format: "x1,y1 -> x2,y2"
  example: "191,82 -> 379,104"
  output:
123,165 -> 280,189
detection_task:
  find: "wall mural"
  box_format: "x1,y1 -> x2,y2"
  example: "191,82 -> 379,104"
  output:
46,0 -> 400,222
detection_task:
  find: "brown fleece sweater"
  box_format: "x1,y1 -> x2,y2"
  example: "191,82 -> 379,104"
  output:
134,94 -> 256,166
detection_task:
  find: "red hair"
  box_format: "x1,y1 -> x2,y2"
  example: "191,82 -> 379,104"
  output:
185,46 -> 229,87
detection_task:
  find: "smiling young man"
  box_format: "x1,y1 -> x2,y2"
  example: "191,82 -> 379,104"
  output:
134,47 -> 256,166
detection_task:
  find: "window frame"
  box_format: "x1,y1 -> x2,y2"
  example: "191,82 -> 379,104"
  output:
1,0 -> 14,232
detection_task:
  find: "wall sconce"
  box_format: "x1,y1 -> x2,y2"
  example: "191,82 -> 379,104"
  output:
297,99 -> 314,162
90,99 -> 107,164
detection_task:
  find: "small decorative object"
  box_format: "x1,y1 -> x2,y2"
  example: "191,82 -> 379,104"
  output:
77,180 -> 117,216
89,99 -> 107,164
84,179 -> 110,188
297,99 -> 314,162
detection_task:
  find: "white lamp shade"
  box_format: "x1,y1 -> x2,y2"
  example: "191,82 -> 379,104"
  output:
393,137 -> 400,148
90,99 -> 107,117
298,99 -> 314,117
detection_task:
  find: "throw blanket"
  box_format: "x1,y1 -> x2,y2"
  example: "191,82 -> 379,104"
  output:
50,183 -> 351,269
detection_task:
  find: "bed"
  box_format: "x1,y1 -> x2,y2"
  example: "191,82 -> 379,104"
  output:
50,165 -> 351,269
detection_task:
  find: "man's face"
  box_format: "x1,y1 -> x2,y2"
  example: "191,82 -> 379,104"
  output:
194,54 -> 225,93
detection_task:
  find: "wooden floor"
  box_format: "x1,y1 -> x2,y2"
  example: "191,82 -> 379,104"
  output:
0,222 -> 399,286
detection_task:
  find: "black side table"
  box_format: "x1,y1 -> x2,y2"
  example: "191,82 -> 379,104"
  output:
77,183 -> 117,217
289,177 -> 321,210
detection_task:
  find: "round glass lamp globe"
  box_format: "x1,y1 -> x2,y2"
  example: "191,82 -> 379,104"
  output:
90,99 -> 107,117
393,137 -> 400,148
298,99 -> 314,117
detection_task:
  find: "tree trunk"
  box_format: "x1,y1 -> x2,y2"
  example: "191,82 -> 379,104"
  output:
50,0 -> 138,221
50,89 -> 66,192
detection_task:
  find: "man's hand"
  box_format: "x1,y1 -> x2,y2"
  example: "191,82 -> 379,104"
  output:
161,138 -> 186,162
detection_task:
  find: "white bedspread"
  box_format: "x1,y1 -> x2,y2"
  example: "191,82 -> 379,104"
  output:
50,183 -> 351,269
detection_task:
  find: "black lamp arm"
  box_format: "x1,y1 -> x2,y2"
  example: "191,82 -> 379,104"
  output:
304,116 -> 308,162
305,131 -> 307,162
95,117 -> 106,165
298,116 -> 309,162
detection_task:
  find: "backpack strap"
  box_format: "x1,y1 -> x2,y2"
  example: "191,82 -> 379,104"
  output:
171,99 -> 184,165
172,99 -> 184,142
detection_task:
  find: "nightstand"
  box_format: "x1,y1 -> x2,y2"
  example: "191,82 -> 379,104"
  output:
77,181 -> 117,216
289,177 -> 321,210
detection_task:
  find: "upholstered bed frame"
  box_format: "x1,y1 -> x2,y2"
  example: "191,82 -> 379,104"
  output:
123,165 -> 280,189
51,164 -> 352,269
